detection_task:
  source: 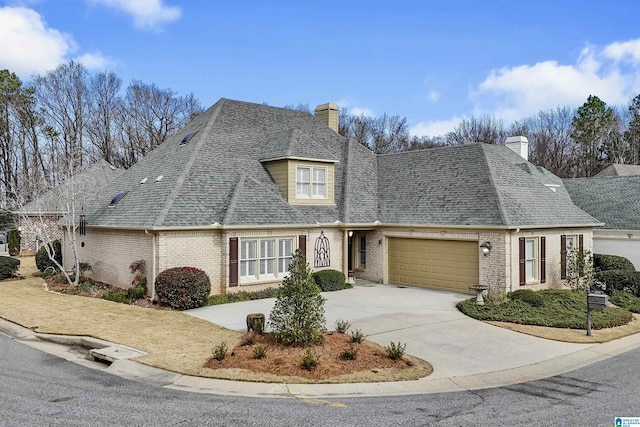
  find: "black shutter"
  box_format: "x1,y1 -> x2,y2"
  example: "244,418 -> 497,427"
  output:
519,237 -> 526,286
560,235 -> 567,279
229,237 -> 238,287
298,235 -> 307,259
540,237 -> 546,284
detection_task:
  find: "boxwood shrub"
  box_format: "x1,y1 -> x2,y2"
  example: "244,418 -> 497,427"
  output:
7,229 -> 20,256
595,269 -> 640,297
312,269 -> 351,292
35,240 -> 62,272
0,256 -> 20,280
155,266 -> 211,310
593,254 -> 635,272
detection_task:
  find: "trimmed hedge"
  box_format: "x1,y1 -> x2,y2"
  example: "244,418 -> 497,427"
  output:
7,229 -> 20,256
155,266 -> 211,310
312,269 -> 351,292
508,289 -> 544,307
593,254 -> 635,273
595,269 -> 640,297
0,256 -> 20,280
35,240 -> 62,272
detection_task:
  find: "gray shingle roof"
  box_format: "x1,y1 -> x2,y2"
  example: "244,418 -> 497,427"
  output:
85,98 -> 598,230
377,143 -> 599,227
564,176 -> 640,230
20,159 -> 122,214
595,164 -> 640,177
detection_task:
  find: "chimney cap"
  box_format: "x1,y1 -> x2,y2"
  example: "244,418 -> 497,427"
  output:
314,102 -> 339,113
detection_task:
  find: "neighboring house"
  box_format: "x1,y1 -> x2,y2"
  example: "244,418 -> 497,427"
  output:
595,164 -> 640,177
564,176 -> 640,269
66,99 -> 600,296
16,159 -> 122,254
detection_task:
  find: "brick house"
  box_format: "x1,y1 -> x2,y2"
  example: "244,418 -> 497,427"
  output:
66,99 -> 600,296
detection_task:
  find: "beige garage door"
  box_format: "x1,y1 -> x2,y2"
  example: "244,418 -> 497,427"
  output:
388,238 -> 478,294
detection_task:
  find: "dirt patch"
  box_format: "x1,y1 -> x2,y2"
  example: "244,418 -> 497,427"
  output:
487,313 -> 640,343
1,257 -> 432,384
202,332 -> 431,383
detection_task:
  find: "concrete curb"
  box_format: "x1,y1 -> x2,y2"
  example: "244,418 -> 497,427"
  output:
4,316 -> 640,399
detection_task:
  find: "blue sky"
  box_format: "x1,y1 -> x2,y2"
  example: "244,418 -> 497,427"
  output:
2,0 -> 640,136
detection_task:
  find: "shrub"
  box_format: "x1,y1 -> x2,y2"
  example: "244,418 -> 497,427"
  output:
312,269 -> 351,292
508,289 -> 544,307
593,254 -> 635,272
595,270 -> 640,297
253,345 -> 268,360
103,290 -> 130,304
207,289 -> 278,306
301,348 -> 319,371
335,318 -> 350,334
35,240 -> 62,272
212,342 -> 227,361
386,341 -> 407,361
350,329 -> 365,344
7,229 -> 20,256
155,266 -> 211,310
248,288 -> 278,300
340,346 -> 358,361
0,256 -> 20,280
127,285 -> 146,300
609,290 -> 640,313
269,250 -> 326,345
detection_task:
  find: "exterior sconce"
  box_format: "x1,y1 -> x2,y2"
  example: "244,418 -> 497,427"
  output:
480,241 -> 492,256
348,231 -> 353,238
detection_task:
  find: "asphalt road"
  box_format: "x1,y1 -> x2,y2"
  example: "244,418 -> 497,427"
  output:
1,333 -> 638,427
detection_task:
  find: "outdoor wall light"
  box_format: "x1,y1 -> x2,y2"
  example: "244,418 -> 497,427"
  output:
480,241 -> 492,256
348,231 -> 353,238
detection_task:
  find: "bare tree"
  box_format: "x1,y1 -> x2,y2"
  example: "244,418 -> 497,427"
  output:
445,115 -> 506,145
86,71 -> 122,164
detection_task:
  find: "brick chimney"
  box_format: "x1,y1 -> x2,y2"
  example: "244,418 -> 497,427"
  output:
505,136 -> 529,161
314,103 -> 339,133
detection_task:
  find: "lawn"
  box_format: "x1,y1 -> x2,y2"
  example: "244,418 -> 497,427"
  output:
458,289 -> 632,329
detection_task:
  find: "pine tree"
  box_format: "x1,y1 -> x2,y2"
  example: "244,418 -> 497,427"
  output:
269,250 -> 326,345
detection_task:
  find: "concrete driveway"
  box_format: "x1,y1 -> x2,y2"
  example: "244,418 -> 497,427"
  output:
186,284 -> 592,379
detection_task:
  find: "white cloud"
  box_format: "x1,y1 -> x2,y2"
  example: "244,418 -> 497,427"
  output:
335,97 -> 375,117
87,0 -> 181,30
409,116 -> 463,138
427,90 -> 440,102
470,41 -> 640,123
0,7 -> 75,76
350,107 -> 374,117
75,52 -> 112,70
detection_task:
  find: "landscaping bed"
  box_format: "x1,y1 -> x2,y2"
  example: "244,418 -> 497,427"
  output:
203,331 -> 431,383
458,289 -> 632,329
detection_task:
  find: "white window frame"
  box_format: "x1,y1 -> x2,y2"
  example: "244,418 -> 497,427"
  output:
296,166 -> 327,199
240,237 -> 295,283
525,238 -> 538,281
358,235 -> 366,268
565,235 -> 577,255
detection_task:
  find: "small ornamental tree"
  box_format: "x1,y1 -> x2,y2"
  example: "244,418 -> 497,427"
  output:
566,249 -> 596,292
269,250 -> 326,345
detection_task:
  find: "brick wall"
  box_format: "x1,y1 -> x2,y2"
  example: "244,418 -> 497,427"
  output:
64,228 -> 154,289
17,215 -> 62,255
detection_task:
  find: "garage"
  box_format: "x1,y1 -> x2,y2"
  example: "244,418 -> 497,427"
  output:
388,238 -> 478,294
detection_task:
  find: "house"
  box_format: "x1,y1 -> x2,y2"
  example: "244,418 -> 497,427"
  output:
66,99 -> 600,296
17,159 -> 122,254
564,176 -> 640,269
595,163 -> 640,177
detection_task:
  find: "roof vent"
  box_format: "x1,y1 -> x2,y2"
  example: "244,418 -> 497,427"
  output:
109,164 -> 117,171
109,191 -> 128,206
140,177 -> 148,184
180,130 -> 198,145
155,175 -> 163,182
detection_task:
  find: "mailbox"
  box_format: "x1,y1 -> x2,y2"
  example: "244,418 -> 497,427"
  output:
588,293 -> 608,311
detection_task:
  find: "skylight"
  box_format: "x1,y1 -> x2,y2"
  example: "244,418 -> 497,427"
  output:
180,130 -> 198,145
155,175 -> 163,182
109,191 -> 128,206
140,177 -> 148,184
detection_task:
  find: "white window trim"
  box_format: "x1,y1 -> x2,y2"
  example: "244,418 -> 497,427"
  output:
525,238 -> 538,282
240,237 -> 295,284
296,165 -> 327,199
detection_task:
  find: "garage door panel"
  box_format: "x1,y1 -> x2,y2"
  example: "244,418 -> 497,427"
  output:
388,238 -> 477,294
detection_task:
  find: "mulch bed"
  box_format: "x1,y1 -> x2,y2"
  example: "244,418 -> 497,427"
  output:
204,331 -> 413,380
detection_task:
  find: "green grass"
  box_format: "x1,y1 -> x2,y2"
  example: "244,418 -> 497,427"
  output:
457,289 -> 632,329
609,290 -> 640,314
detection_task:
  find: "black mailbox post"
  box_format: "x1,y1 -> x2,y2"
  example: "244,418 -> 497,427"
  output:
586,293 -> 608,336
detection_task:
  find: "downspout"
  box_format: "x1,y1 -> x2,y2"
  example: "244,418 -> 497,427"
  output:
144,229 -> 157,300
342,230 -> 349,279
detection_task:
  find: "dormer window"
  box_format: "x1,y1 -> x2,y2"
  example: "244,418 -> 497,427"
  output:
296,166 -> 326,199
